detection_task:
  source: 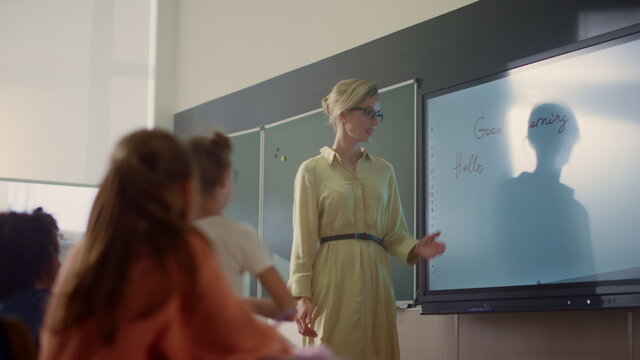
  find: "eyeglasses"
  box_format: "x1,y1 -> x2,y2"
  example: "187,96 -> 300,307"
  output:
350,107 -> 384,123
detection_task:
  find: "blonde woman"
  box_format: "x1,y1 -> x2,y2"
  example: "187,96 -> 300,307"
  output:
289,79 -> 445,360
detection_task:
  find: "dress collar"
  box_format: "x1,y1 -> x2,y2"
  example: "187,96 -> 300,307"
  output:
320,146 -> 371,165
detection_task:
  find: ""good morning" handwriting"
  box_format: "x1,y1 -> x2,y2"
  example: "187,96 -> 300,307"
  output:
454,151 -> 483,179
474,116 -> 504,140
528,113 -> 570,134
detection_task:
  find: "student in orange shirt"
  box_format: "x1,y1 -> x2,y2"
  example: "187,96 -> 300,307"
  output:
39,129 -> 291,360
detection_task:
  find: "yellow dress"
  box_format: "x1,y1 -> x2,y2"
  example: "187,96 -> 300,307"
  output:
288,146 -> 417,360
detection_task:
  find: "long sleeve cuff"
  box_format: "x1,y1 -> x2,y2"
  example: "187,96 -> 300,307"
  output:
396,238 -> 419,265
288,275 -> 312,298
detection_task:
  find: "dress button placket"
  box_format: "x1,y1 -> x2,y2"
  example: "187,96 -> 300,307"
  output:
354,176 -> 365,232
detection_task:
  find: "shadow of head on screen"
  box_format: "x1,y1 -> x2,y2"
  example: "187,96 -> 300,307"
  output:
494,102 -> 595,286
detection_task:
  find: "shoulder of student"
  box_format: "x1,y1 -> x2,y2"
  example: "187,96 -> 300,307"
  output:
195,217 -> 258,242
216,217 -> 259,240
231,220 -> 260,240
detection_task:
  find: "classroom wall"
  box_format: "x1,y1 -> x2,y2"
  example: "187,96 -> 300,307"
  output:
173,0 -> 476,113
175,1 -> 640,136
0,0 -> 471,186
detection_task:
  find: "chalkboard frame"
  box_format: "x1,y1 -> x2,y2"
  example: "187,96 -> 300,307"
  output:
418,23 -> 640,314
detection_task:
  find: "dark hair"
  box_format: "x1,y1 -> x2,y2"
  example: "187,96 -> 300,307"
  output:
187,131 -> 233,195
0,207 -> 60,298
49,129 -> 197,343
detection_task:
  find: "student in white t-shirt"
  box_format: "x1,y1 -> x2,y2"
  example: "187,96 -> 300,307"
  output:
187,131 -> 295,320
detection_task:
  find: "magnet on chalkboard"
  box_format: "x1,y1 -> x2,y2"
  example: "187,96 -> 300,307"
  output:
280,155 -> 286,162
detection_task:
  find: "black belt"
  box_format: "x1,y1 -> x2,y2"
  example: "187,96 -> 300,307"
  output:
319,233 -> 384,248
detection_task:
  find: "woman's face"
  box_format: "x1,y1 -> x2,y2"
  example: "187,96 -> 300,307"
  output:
340,96 -> 381,143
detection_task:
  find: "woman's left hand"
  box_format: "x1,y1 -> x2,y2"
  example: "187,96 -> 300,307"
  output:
414,231 -> 445,259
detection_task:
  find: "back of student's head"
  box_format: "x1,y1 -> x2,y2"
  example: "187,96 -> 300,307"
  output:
96,128 -> 193,229
51,129 -> 196,343
0,208 -> 60,299
187,131 -> 232,196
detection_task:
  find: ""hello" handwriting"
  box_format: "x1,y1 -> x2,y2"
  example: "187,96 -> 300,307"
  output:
453,151 -> 483,179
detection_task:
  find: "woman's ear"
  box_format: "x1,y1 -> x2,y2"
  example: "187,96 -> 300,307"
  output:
338,111 -> 347,124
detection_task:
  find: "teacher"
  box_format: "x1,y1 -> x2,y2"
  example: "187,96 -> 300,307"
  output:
288,78 -> 446,360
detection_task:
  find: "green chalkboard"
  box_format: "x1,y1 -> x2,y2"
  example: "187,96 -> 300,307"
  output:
225,130 -> 261,297
262,111 -> 335,280
262,82 -> 417,301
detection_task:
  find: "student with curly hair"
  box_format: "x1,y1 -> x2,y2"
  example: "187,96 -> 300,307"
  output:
0,207 -> 60,346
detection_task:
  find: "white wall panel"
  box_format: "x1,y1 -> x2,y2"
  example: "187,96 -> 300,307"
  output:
0,0 -> 153,185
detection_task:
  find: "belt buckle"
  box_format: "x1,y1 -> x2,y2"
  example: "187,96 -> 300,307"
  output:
354,233 -> 361,239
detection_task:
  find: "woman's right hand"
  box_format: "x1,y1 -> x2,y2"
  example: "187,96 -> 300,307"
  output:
295,297 -> 318,337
